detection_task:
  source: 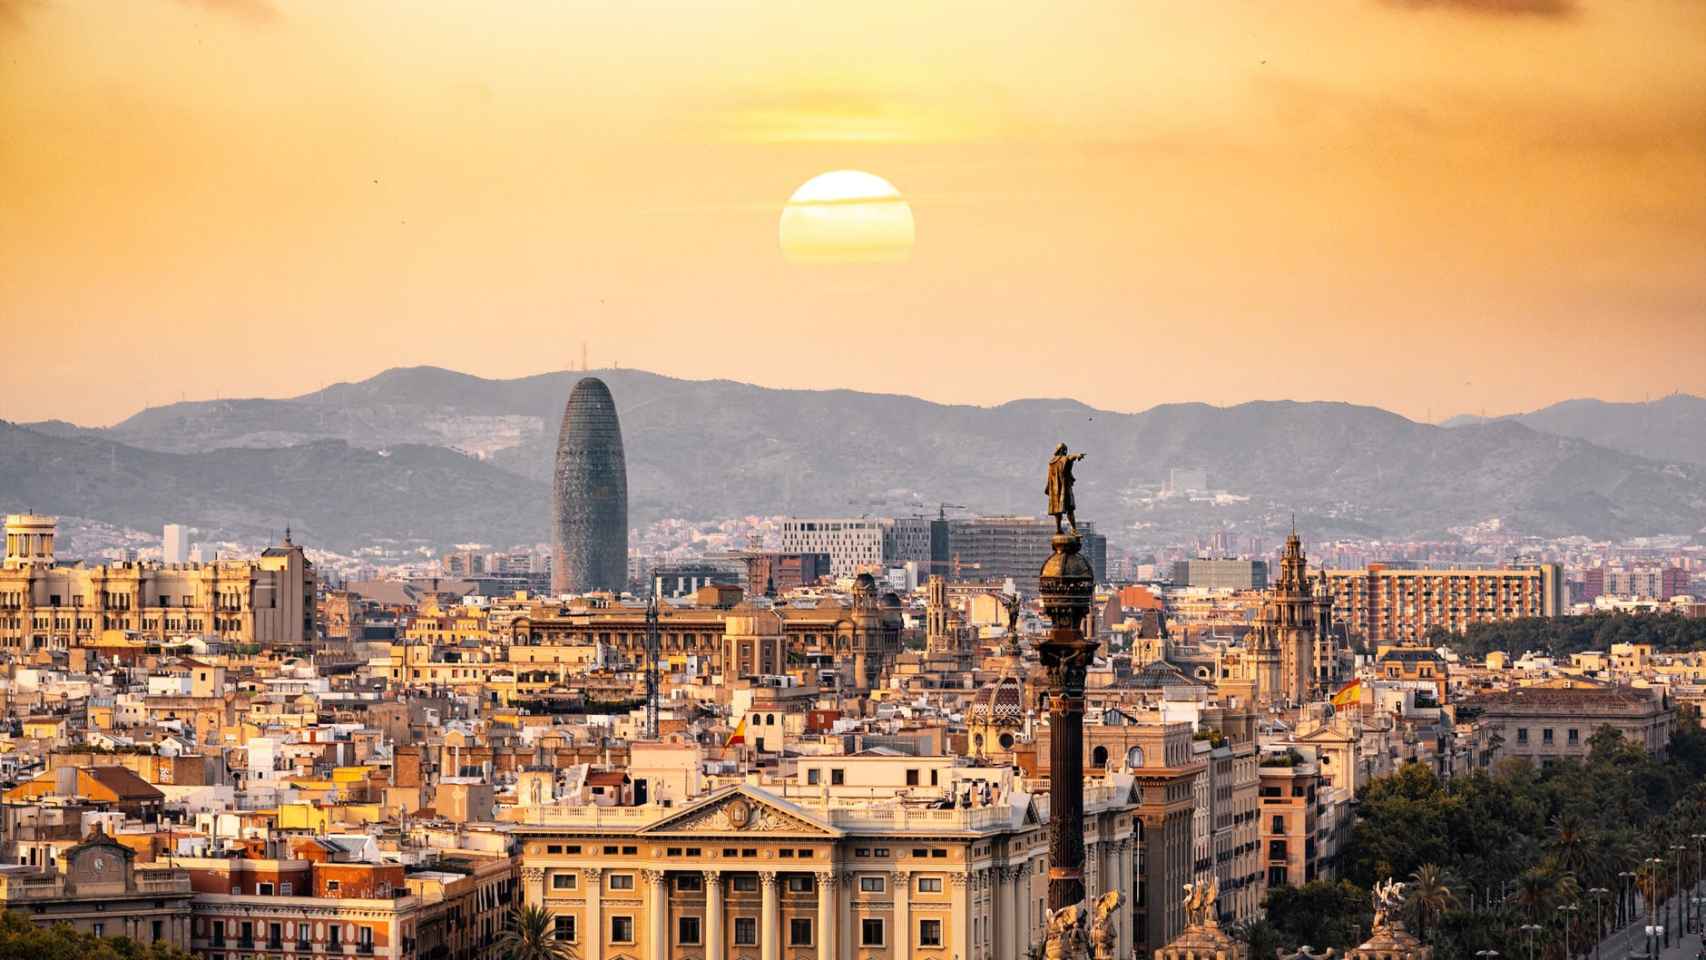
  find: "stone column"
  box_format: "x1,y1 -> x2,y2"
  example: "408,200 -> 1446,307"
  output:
644,870 -> 668,960
760,871 -> 780,960
521,867 -> 545,907
1013,863 -> 1031,947
839,872 -> 855,960
1001,866 -> 1024,959
816,871 -> 838,960
1117,839 -> 1134,952
949,873 -> 968,960
704,870 -> 725,960
892,870 -> 911,960
1039,532 -> 1097,912
1086,842 -> 1100,900
582,868 -> 604,960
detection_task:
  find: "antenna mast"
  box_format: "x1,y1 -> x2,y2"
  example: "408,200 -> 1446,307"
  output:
644,594 -> 660,740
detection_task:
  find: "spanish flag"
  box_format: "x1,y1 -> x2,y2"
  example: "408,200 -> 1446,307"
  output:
1331,679 -> 1362,710
725,715 -> 747,747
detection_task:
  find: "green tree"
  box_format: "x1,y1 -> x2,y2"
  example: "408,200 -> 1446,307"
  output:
497,904 -> 576,960
1408,865 -> 1457,942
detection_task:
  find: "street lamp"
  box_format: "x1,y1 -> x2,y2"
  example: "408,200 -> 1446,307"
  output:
1645,858 -> 1664,955
1672,844 -> 1687,949
1693,833 -> 1706,934
1620,871 -> 1638,929
1588,887 -> 1610,960
1522,923 -> 1544,960
1477,949 -> 1501,960
1560,903 -> 1580,960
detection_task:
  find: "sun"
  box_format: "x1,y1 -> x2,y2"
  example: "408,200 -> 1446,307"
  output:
779,170 -> 915,265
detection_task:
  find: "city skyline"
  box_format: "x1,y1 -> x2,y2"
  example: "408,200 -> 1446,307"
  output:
3,1 -> 1704,426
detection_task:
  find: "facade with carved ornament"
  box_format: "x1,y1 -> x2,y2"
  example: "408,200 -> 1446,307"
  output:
511,778 -> 1144,960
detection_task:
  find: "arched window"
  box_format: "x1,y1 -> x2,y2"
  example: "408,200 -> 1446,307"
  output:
999,732 -> 1015,750
1091,745 -> 1109,769
1125,746 -> 1145,769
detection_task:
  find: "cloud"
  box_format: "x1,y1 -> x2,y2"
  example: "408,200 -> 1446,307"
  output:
177,0 -> 280,25
1381,0 -> 1576,16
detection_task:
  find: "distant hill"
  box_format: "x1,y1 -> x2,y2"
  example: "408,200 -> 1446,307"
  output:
6,367 -> 1704,549
1440,394 -> 1706,466
0,421 -> 546,552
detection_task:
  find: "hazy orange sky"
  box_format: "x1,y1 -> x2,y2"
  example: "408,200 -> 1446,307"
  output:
3,0 -> 1703,426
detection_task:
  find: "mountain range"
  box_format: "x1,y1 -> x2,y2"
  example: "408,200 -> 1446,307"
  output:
6,367 -> 1705,552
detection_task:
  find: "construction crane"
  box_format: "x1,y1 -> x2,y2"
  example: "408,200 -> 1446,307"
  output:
644,596 -> 660,741
938,502 -> 967,520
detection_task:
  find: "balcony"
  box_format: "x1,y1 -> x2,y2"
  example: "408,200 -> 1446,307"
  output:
297,941 -> 313,951
357,943 -> 376,955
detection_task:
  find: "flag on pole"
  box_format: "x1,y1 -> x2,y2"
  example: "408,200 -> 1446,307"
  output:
1331,678 -> 1362,709
725,715 -> 747,747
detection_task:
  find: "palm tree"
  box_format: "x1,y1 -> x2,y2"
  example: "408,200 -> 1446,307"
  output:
1409,864 -> 1458,941
1513,869 -> 1556,922
1550,815 -> 1593,880
498,903 -> 576,960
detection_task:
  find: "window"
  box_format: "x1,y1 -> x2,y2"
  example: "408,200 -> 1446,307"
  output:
1568,729 -> 1580,745
787,875 -> 812,893
554,916 -> 576,942
873,848 -> 890,858
1542,728 -> 1555,745
733,875 -> 759,892
329,926 -> 342,947
906,769 -> 920,786
676,874 -> 703,892
1516,728 -> 1529,744
921,918 -> 944,946
918,877 -> 943,893
1270,815 -> 1284,833
807,769 -> 821,785
735,918 -> 758,945
831,768 -> 846,786
92,923 -> 103,938
297,923 -> 310,945
931,849 -> 947,858
860,876 -> 886,893
553,873 -> 577,890
610,874 -> 635,891
862,918 -> 886,946
678,916 -> 701,945
280,881 -> 293,896
790,918 -> 814,946
611,916 -> 634,944
913,848 -> 930,858
622,846 -> 638,855
258,882 -> 275,895
327,880 -> 341,893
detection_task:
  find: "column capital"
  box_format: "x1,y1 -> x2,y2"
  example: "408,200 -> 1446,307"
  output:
815,870 -> 838,889
641,869 -> 667,885
891,868 -> 912,886
520,867 -> 545,882
702,868 -> 724,883
759,870 -> 779,889
949,873 -> 969,888
581,867 -> 604,881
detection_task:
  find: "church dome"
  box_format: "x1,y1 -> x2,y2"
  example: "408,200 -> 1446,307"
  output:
968,674 -> 1026,727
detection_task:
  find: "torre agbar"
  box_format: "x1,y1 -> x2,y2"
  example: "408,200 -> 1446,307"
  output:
551,377 -> 630,595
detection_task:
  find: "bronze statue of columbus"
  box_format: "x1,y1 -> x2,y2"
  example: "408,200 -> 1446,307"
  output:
1046,443 -> 1086,535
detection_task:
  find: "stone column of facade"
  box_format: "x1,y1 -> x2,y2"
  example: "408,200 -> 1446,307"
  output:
839,872 -> 855,959
582,868 -> 604,960
993,867 -> 1013,960
644,869 -> 668,960
949,873 -> 969,960
704,870 -> 725,960
816,871 -> 838,960
1085,843 -> 1100,900
1013,863 -> 1031,947
1039,532 -> 1097,913
521,867 -> 545,907
892,869 -> 912,960
760,872 -> 780,960
1117,839 -> 1134,954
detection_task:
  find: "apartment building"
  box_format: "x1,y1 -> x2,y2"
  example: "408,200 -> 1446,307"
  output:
1323,563 -> 1563,642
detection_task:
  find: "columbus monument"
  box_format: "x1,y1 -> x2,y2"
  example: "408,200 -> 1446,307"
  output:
551,377 -> 628,594
1040,442 -> 1100,960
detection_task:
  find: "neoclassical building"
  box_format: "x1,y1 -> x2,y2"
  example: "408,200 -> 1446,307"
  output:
0,515 -> 315,652
512,779 -> 1143,960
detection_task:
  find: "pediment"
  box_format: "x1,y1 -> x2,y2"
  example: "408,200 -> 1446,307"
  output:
640,785 -> 842,838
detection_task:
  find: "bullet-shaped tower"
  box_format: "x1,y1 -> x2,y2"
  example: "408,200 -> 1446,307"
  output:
551,377 -> 628,594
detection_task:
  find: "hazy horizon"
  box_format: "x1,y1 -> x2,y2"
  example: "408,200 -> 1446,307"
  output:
7,361 -> 1703,432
